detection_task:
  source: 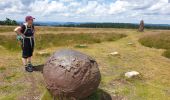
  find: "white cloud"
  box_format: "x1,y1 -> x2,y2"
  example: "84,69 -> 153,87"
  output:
108,0 -> 129,15
0,0 -> 170,23
29,0 -> 67,16
148,0 -> 170,15
76,1 -> 98,14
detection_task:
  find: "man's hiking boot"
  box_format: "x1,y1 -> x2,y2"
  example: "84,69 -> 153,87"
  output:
25,63 -> 33,72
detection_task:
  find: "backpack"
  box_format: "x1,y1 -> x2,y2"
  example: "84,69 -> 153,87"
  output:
14,23 -> 34,46
22,23 -> 34,35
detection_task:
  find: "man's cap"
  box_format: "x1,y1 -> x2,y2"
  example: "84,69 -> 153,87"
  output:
25,16 -> 35,21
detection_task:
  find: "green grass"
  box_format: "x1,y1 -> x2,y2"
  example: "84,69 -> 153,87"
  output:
0,67 -> 6,72
0,33 -> 126,51
41,89 -> 53,100
163,50 -> 170,58
0,84 -> 24,100
0,94 -> 18,100
0,27 -> 170,100
74,44 -> 88,48
0,26 -> 15,33
139,33 -> 170,58
35,52 -> 51,57
41,89 -> 109,100
0,35 -> 20,51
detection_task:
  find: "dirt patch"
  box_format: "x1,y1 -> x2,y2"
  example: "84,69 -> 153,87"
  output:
110,79 -> 128,86
17,73 -> 43,100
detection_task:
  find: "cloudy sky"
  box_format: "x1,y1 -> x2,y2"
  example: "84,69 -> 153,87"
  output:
0,0 -> 170,24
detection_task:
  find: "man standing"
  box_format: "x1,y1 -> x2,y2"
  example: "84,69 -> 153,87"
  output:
14,16 -> 35,72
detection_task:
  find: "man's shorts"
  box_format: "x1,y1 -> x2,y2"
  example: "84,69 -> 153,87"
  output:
22,38 -> 34,58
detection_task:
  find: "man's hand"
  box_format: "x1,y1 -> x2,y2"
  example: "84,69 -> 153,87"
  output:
21,34 -> 25,38
14,26 -> 22,35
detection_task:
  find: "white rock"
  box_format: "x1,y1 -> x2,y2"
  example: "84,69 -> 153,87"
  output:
125,71 -> 140,78
37,51 -> 49,55
79,44 -> 87,47
75,44 -> 88,48
127,42 -> 133,45
110,52 -> 119,56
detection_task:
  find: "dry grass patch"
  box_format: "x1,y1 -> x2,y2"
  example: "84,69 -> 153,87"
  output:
139,33 -> 170,58
0,32 -> 126,51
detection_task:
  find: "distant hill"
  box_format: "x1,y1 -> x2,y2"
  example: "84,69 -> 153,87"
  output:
17,21 -> 81,26
32,22 -> 170,30
1,19 -> 170,30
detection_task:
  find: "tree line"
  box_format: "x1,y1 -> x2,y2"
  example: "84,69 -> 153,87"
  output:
57,23 -> 170,30
0,18 -> 170,30
58,23 -> 138,29
0,18 -> 18,25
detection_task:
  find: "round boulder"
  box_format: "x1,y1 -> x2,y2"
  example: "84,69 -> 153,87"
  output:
43,49 -> 101,99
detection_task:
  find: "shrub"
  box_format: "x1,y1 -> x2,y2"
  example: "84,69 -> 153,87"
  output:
163,50 -> 170,59
139,33 -> 170,58
0,33 -> 126,51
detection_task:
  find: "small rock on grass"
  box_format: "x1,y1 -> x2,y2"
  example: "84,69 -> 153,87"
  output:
37,51 -> 49,55
125,71 -> 140,78
36,51 -> 50,57
75,44 -> 88,48
127,42 -> 134,45
109,52 -> 120,56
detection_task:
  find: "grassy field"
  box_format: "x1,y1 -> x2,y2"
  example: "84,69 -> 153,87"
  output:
139,33 -> 170,58
0,26 -> 170,100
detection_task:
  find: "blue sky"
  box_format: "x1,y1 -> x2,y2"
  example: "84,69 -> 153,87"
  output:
0,0 -> 170,24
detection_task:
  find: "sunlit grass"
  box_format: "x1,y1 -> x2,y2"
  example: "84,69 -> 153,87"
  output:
41,89 -> 107,100
139,33 -> 170,58
0,26 -> 15,33
0,33 -> 126,51
163,50 -> 170,58
0,84 -> 24,100
0,27 -> 170,100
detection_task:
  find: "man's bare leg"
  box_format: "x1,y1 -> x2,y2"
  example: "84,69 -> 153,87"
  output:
22,58 -> 27,66
27,57 -> 32,64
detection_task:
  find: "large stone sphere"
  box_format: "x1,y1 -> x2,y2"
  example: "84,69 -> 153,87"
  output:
43,49 -> 101,99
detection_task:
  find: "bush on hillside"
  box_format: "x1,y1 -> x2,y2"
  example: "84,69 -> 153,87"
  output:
0,33 -> 126,51
0,18 -> 18,25
139,33 -> 170,59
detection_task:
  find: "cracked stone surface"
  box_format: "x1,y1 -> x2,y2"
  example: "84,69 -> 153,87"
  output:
43,49 -> 101,99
